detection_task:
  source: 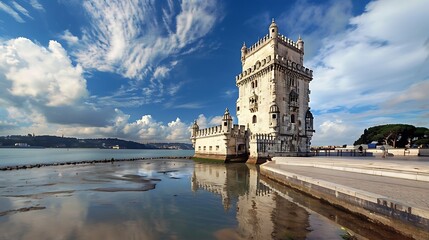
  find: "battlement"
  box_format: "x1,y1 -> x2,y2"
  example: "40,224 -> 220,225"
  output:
236,55 -> 312,84
243,34 -> 270,56
194,124 -> 246,138
242,32 -> 301,58
277,34 -> 300,51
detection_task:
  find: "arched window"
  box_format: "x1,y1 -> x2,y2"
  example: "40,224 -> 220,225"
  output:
290,114 -> 295,123
255,80 -> 258,88
251,82 -> 254,88
252,115 -> 257,123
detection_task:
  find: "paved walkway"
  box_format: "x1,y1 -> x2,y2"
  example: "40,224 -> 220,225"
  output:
268,156 -> 429,212
261,156 -> 429,236
274,156 -> 429,181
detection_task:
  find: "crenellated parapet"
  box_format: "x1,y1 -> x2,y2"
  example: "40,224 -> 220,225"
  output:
242,33 -> 302,57
236,55 -> 312,86
277,34 -> 301,52
195,125 -> 222,137
242,34 -> 270,57
194,124 -> 246,138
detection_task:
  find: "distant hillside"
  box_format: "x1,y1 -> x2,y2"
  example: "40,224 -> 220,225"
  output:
354,124 -> 429,148
0,135 -> 193,149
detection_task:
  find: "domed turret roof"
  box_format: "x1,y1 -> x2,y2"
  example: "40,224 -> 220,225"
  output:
223,108 -> 232,121
269,102 -> 280,113
269,18 -> 277,29
192,120 -> 199,129
306,109 -> 314,119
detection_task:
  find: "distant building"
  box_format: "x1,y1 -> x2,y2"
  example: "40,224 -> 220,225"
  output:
14,143 -> 30,147
112,145 -> 120,149
191,20 -> 315,163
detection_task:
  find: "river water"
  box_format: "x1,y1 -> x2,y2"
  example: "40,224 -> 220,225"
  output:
0,150 -> 405,239
0,148 -> 194,167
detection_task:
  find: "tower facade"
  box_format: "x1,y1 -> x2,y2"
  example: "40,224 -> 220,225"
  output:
192,20 -> 314,163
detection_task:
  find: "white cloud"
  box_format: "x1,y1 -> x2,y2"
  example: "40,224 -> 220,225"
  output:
58,110 -> 192,143
195,113 -> 226,129
0,38 -> 88,106
12,1 -> 32,19
279,0 -> 353,58
171,102 -> 204,109
60,30 -> 79,45
29,0 -> 44,11
73,0 -> 219,80
0,1 -> 25,23
304,0 -> 429,145
63,0 -> 219,108
0,37 -> 118,129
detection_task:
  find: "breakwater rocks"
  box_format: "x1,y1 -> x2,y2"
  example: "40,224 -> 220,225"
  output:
0,156 -> 192,171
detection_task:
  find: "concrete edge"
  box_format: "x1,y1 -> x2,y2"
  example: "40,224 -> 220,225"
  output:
260,163 -> 429,239
273,161 -> 429,182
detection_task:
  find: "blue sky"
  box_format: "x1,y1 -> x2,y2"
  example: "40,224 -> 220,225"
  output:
0,0 -> 428,146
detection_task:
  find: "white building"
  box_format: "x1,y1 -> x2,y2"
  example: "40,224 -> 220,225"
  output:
191,20 -> 315,163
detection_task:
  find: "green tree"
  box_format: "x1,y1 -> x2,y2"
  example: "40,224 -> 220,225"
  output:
354,124 -> 421,148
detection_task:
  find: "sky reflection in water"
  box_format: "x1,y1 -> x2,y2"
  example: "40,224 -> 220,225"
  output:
0,159 -> 402,240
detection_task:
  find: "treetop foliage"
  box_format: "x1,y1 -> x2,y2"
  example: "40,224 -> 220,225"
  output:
354,124 -> 429,148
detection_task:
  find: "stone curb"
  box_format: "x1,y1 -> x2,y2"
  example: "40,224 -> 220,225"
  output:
261,163 -> 429,224
273,159 -> 429,182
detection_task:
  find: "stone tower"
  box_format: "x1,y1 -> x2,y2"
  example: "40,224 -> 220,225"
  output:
235,19 -> 314,163
191,19 -> 314,164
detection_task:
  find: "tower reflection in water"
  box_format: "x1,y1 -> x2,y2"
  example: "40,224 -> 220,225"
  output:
191,163 -> 310,239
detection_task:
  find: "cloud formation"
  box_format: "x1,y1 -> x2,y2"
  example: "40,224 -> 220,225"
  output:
0,1 -> 25,22
305,0 -> 429,145
0,38 -> 117,128
70,0 -> 219,80
58,0 -> 220,108
0,37 -> 194,142
29,0 -> 44,11
279,0 -> 353,58
58,109 -> 191,143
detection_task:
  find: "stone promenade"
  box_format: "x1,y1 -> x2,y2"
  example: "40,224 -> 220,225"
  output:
260,156 -> 429,239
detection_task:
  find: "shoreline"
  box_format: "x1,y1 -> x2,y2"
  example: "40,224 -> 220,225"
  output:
0,156 -> 192,171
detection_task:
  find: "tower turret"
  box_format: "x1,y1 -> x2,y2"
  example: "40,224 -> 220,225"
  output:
191,120 -> 199,137
297,35 -> 304,53
241,42 -> 247,64
222,108 -> 233,133
305,108 -> 314,136
191,120 -> 199,147
269,18 -> 278,38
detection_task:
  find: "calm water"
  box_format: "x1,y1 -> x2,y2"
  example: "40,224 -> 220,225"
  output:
0,148 -> 194,167
0,157 -> 404,239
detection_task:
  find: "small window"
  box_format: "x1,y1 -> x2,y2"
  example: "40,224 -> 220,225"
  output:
291,114 -> 295,123
255,80 -> 258,87
272,114 -> 276,119
251,82 -> 254,88
216,145 -> 219,150
203,146 -> 206,151
252,115 -> 257,123
209,146 -> 212,151
198,146 -> 201,150
237,106 -> 240,111
224,122 -> 227,126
